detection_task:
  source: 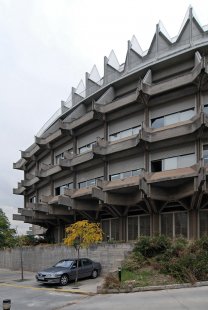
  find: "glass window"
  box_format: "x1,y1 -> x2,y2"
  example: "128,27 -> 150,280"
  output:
109,133 -> 120,142
29,196 -> 36,203
164,113 -> 179,126
132,169 -> 140,176
180,109 -> 195,121
203,145 -> 208,165
151,117 -> 164,129
111,174 -> 120,180
87,179 -> 96,187
102,220 -> 110,241
82,259 -> 92,266
161,213 -> 173,237
175,212 -> 187,237
111,218 -> 119,241
122,171 -> 132,178
204,104 -> 208,114
55,153 -> 64,164
132,126 -> 141,135
128,216 -> 138,241
79,181 -> 87,189
79,142 -> 95,154
120,129 -> 132,139
199,211 -> 208,237
140,215 -> 151,236
178,153 -> 195,168
151,160 -> 162,172
163,157 -> 177,171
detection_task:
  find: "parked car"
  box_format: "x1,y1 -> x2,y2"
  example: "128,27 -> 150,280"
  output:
36,258 -> 101,286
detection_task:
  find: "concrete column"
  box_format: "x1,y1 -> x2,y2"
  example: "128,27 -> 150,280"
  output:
189,209 -> 198,240
151,213 -> 159,236
104,120 -> 108,181
119,216 -> 127,242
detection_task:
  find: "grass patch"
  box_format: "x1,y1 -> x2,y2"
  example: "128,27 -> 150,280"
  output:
103,236 -> 208,290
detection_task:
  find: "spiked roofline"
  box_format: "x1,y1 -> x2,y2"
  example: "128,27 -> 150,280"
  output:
36,6 -> 208,138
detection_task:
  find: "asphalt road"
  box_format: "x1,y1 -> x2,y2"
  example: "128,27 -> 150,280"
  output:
0,269 -> 208,309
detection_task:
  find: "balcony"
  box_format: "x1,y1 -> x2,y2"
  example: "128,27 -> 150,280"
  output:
36,163 -> 62,178
94,92 -> 137,114
13,158 -> 27,170
138,51 -> 203,97
61,110 -> 103,131
93,135 -> 140,156
141,112 -> 204,143
21,176 -> 40,187
35,128 -> 64,146
21,144 -> 40,160
13,183 -> 26,195
59,151 -> 94,168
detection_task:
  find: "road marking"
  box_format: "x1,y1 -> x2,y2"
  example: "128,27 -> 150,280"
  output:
0,283 -> 95,295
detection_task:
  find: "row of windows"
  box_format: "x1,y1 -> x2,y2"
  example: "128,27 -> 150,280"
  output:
79,142 -> 96,154
151,108 -> 195,129
50,104 -> 208,160
101,211 -> 208,241
49,148 -> 208,195
55,183 -> 73,195
79,177 -> 103,189
109,126 -> 141,142
110,169 -> 142,180
151,153 -> 196,172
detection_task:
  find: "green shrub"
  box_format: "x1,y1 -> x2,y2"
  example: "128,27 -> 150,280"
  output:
133,235 -> 171,258
122,252 -> 145,272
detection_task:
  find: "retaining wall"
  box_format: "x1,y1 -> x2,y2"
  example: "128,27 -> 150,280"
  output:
0,243 -> 134,274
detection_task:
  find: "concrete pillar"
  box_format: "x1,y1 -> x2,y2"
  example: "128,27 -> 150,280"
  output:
119,216 -> 127,242
189,209 -> 198,240
151,213 -> 159,236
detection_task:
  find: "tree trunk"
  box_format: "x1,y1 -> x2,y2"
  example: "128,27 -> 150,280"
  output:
75,248 -> 79,283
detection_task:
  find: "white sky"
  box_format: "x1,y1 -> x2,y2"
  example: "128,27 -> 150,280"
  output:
0,0 -> 207,234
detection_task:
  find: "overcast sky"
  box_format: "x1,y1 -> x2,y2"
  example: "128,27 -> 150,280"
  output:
0,0 -> 207,234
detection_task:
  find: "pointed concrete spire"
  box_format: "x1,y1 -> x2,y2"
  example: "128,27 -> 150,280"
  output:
158,21 -> 172,42
89,65 -> 101,84
65,92 -> 72,108
130,35 -> 143,55
177,6 -> 191,38
108,50 -> 120,71
75,79 -> 85,96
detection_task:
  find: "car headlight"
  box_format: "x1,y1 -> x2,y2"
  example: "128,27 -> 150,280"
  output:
47,274 -> 56,278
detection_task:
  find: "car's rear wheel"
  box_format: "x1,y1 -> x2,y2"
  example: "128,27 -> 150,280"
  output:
60,274 -> 69,286
91,269 -> 98,279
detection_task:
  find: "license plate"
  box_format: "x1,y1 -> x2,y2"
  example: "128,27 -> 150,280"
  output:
38,276 -> 45,280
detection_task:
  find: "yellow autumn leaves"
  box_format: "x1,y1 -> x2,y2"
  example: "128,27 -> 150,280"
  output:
64,220 -> 103,248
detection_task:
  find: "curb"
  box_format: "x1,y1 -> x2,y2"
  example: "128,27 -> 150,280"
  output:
97,281 -> 208,294
0,283 -> 96,296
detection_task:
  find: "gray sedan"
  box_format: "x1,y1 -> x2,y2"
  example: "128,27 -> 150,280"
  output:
36,258 -> 101,286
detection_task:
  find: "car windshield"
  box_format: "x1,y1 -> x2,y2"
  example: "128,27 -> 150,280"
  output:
54,260 -> 74,268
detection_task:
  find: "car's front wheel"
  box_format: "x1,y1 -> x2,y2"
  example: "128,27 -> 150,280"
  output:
60,274 -> 69,286
91,269 -> 98,279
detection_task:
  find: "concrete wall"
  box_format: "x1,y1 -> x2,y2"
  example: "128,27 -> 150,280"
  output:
0,243 -> 133,274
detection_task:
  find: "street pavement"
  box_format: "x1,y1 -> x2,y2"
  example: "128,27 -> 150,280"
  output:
0,268 -> 102,294
0,268 -> 208,309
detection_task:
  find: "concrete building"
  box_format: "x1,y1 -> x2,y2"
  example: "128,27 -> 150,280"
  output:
13,7 -> 208,243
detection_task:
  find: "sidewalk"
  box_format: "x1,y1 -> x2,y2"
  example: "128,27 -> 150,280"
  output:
0,268 -> 103,295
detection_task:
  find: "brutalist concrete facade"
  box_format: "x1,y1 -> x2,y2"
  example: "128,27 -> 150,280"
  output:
13,7 -> 208,243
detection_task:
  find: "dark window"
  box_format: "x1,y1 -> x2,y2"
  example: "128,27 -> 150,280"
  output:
151,160 -> 162,172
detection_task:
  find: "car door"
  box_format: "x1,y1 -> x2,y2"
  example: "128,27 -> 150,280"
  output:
80,258 -> 93,278
69,260 -> 82,280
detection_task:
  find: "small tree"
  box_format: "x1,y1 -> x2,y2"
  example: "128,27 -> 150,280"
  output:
0,208 -> 16,249
64,220 -> 103,283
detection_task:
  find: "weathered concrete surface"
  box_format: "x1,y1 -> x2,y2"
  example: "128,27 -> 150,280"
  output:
0,243 -> 133,274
